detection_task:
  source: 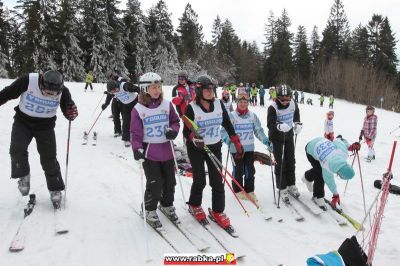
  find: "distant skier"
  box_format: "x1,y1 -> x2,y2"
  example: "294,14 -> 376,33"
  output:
359,105 -> 378,162
319,94 -> 324,107
131,72 -> 180,228
267,84 -> 302,202
259,85 -> 266,106
101,79 -> 139,147
306,98 -> 313,105
300,91 -> 305,104
250,83 -> 258,106
324,111 -> 335,141
183,75 -> 243,230
329,95 -> 334,109
302,136 -> 359,210
293,89 -> 299,103
84,70 -> 94,92
171,71 -> 195,117
221,92 -> 273,202
0,70 -> 78,208
221,89 -> 233,112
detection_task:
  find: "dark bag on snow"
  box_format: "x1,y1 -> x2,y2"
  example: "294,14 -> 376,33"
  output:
338,236 -> 368,266
374,180 -> 400,195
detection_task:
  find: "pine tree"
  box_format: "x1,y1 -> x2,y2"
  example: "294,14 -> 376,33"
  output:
310,26 -> 320,64
123,0 -> 151,81
263,10 -> 276,57
176,3 -> 203,63
350,24 -> 369,66
377,17 -> 398,77
211,15 -> 222,47
0,0 -> 9,77
293,25 -> 311,88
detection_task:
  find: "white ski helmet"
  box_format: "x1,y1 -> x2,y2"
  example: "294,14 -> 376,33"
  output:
139,72 -> 163,93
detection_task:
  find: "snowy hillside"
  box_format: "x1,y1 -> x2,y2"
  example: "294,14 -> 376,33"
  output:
1,79 -> 400,266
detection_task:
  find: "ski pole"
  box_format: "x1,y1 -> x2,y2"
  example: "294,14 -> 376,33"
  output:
294,133 -> 298,149
64,120 -> 71,209
269,150 -> 277,205
170,140 -> 186,205
90,92 -> 105,118
139,160 -> 151,262
85,109 -> 104,136
355,151 -> 367,216
223,146 -> 231,184
343,140 -> 365,195
277,133 -> 286,209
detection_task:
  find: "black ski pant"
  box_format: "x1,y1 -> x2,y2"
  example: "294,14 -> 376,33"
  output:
142,159 -> 176,211
232,151 -> 255,193
9,119 -> 64,191
111,98 -> 122,135
304,146 -> 325,198
187,141 -> 225,213
121,101 -> 136,141
84,83 -> 93,91
260,96 -> 265,106
272,135 -> 296,190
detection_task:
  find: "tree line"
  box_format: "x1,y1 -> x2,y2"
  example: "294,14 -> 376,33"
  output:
0,0 -> 399,110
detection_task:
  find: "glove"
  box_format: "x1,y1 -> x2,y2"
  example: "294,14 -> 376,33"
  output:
263,138 -> 273,152
165,128 -> 178,140
294,122 -> 303,135
348,142 -> 361,152
359,130 -> 364,141
66,103 -> 78,121
183,94 -> 192,101
277,123 -> 291,133
331,194 -> 341,208
104,91 -> 108,94
134,149 -> 145,161
190,132 -> 205,149
101,104 -> 107,110
230,135 -> 243,159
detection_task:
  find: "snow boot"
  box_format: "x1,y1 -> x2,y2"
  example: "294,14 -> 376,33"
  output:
288,185 -> 300,198
50,191 -> 62,209
301,175 -> 314,192
145,210 -> 162,229
188,205 -> 207,222
280,188 -> 290,203
159,205 -> 178,222
124,141 -> 130,147
313,197 -> 327,211
114,132 -> 122,138
209,210 -> 231,229
17,174 -> 30,196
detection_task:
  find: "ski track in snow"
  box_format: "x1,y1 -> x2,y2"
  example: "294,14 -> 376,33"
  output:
1,79 -> 400,265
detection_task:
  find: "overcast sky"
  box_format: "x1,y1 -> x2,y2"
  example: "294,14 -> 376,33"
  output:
3,0 -> 400,58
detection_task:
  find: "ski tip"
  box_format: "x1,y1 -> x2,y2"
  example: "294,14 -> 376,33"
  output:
56,230 -> 69,235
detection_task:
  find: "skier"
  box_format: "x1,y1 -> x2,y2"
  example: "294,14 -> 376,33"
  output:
221,89 -> 233,112
259,85 -> 266,107
229,83 -> 237,102
131,72 -> 180,228
267,84 -> 302,202
250,83 -> 258,106
300,91 -> 305,104
171,71 -> 195,116
101,79 -> 139,147
183,75 -> 243,229
329,95 -> 334,109
237,82 -> 246,96
319,94 -> 324,107
84,70 -> 94,92
359,105 -> 378,162
269,86 -> 277,100
302,136 -> 359,210
0,70 -> 78,208
293,89 -> 299,103
324,111 -> 335,141
221,92 -> 273,202
306,98 -> 313,105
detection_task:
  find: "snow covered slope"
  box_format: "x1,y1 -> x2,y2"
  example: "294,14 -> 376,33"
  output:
0,79 -> 399,265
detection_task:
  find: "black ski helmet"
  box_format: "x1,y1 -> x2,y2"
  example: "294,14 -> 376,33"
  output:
277,84 -> 292,97
195,75 -> 214,99
42,70 -> 64,92
107,80 -> 119,92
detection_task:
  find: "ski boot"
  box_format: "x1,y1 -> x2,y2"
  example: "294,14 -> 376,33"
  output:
114,132 -> 122,138
145,210 -> 162,229
159,205 -> 179,223
301,175 -> 314,192
208,208 -> 238,237
50,191 -> 62,209
280,188 -> 290,203
188,205 -> 207,224
124,141 -> 130,147
248,192 -> 258,202
235,191 -> 247,201
17,174 -> 30,196
288,185 -> 300,198
313,197 -> 327,211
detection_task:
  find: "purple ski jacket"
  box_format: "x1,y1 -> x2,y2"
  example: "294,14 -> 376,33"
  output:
130,98 -> 180,162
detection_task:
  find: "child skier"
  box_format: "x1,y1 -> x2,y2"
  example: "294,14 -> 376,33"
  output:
221,89 -> 234,112
329,95 -> 334,109
319,94 -> 324,107
302,136 -> 359,210
183,75 -> 243,230
324,111 -> 335,141
221,92 -> 273,202
267,84 -> 302,202
84,70 -> 94,92
259,85 -> 266,106
359,105 -> 378,162
102,79 -> 139,147
0,70 -> 78,208
131,72 -> 180,228
250,83 -> 258,106
171,71 -> 195,117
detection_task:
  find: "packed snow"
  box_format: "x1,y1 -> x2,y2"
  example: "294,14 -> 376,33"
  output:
0,79 -> 399,266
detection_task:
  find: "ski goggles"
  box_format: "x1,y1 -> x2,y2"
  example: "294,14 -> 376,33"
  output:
41,89 -> 61,97
178,76 -> 187,80
277,96 -> 291,103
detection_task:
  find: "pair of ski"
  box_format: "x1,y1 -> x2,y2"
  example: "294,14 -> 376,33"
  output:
82,131 -> 97,146
133,207 -> 209,253
9,194 -> 69,252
